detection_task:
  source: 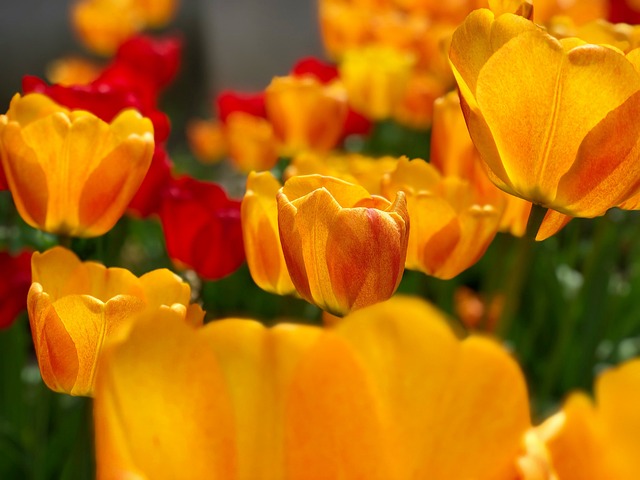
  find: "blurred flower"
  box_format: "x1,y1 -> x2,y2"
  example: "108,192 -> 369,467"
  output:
454,286 -> 503,332
46,56 -> 102,86
225,112 -> 279,173
285,151 -> 398,196
339,46 -> 414,121
72,0 -> 179,55
159,176 -> 245,280
27,246 -> 203,396
94,296 -> 531,479
186,118 -> 227,165
241,172 -> 295,295
265,75 -> 348,155
216,90 -> 267,123
277,175 -> 409,315
0,250 -> 32,329
290,56 -> 373,138
449,9 -> 640,218
382,157 -> 502,279
393,71 -> 449,130
431,91 -> 572,240
0,93 -> 153,237
609,0 -> 640,23
540,358 -> 640,479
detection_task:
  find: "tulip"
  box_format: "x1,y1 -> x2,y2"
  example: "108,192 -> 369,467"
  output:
225,112 -> 279,173
0,93 -> 154,237
540,358 -> 640,479
241,172 -> 295,295
449,9 -> 640,217
216,90 -> 267,123
0,250 -> 32,329
277,175 -> 409,315
27,246 -> 203,396
186,118 -> 227,164
382,157 -> 502,279
339,46 -> 414,120
94,296 -> 531,479
264,75 -> 348,155
72,0 -> 178,55
159,176 -> 245,280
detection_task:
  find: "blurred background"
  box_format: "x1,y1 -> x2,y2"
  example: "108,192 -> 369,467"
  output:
0,0 -> 324,124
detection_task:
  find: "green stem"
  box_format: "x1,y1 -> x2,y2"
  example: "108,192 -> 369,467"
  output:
497,204 -> 548,337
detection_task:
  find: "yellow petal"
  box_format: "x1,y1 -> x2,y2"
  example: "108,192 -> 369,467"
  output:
242,172 -> 296,295
94,310 -> 237,479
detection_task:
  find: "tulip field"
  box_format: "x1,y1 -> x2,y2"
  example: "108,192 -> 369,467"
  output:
2,0 -> 640,478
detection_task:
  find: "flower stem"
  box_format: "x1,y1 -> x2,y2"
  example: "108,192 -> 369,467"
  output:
497,203 -> 548,337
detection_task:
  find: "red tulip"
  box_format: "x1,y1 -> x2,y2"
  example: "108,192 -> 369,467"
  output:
0,250 -> 32,329
159,176 -> 245,280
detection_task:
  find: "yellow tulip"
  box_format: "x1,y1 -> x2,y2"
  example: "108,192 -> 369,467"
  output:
382,157 -> 502,279
449,9 -> 640,218
540,359 -> 640,479
241,171 -> 295,295
27,247 -> 203,396
264,76 -> 348,155
0,93 -> 154,237
339,46 -> 415,120
277,174 -> 409,315
94,296 -> 531,479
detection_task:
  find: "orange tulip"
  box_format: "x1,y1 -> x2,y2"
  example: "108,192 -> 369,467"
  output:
186,118 -> 227,165
72,0 -> 178,55
94,296 -> 531,479
382,157 -> 502,279
46,56 -> 102,86
540,359 -> 640,479
27,247 -> 203,396
264,75 -> 348,155
0,93 -> 154,237
449,9 -> 640,218
241,171 -> 295,295
277,175 -> 409,315
224,112 -> 279,173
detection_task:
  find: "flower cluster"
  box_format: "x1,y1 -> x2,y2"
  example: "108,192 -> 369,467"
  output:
2,0 -> 640,478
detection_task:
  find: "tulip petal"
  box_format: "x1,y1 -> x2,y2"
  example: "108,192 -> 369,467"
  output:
555,90 -> 640,216
596,359 -> 640,476
95,311 -> 237,479
28,285 -> 79,394
285,331 -> 391,479
79,135 -> 152,236
326,196 -> 408,311
336,296 -> 530,479
202,320 -> 322,479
